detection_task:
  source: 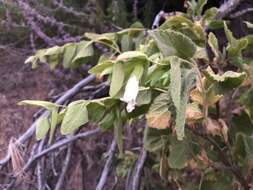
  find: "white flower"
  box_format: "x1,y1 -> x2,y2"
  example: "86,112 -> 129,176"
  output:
120,75 -> 139,112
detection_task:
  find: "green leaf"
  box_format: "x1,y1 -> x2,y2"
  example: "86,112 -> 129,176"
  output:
169,57 -> 196,140
168,140 -> 191,169
85,32 -> 116,45
208,32 -> 219,58
44,46 -> 63,56
175,69 -> 196,140
136,88 -> 152,106
244,21 -> 253,29
61,100 -> 89,135
85,32 -> 119,51
72,41 -> 93,65
49,109 -> 58,144
62,43 -> 77,68
18,100 -> 61,111
89,60 -> 114,75
109,63 -> 125,97
143,126 -> 169,152
227,38 -> 248,58
132,63 -> 144,80
224,22 -> 236,45
243,136 -> 253,160
170,56 -> 181,109
159,15 -> 194,30
36,116 -> 50,140
120,34 -> 133,52
99,113 -> 115,130
87,102 -> 105,123
200,171 -> 233,190
146,92 -> 174,129
195,0 -> 207,16
114,108 -> 124,157
149,30 -> 196,59
116,51 -> 147,64
203,7 -> 218,22
203,66 -> 246,92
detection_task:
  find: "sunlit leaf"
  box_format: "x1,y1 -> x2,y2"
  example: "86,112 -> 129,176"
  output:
61,100 -> 89,135
18,100 -> 61,111
36,116 -> 50,140
109,63 -> 125,97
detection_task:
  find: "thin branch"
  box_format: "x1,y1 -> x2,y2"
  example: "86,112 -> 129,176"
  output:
53,0 -> 88,17
229,7 -> 253,18
215,0 -> 244,20
0,74 -> 96,167
24,128 -> 100,170
96,139 -> 117,190
151,11 -> 166,29
54,144 -> 72,190
126,149 -> 147,190
37,138 -> 46,190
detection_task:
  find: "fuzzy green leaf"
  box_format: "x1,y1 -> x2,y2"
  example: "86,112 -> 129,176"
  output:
109,63 -> 125,97
149,30 -> 196,59
208,32 -> 219,58
62,43 -> 77,68
203,66 -> 246,92
61,100 -> 89,135
18,100 -> 60,111
170,56 -> 181,109
72,41 -> 93,65
143,126 -> 169,152
36,116 -> 50,140
168,141 -> 191,169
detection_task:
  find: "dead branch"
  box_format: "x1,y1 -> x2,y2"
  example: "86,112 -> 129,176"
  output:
96,139 -> 117,190
126,149 -> 147,190
229,7 -> 253,18
215,0 -> 245,20
53,0 -> 88,17
37,138 -> 46,190
151,10 -> 166,29
54,144 -> 72,190
23,128 -> 100,171
0,74 -> 96,167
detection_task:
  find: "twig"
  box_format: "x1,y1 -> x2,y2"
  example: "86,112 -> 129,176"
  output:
151,11 -> 166,29
126,149 -> 147,190
54,144 -> 72,190
24,128 -> 100,170
96,139 -> 117,190
229,7 -> 253,18
215,0 -> 244,20
53,0 -> 88,17
0,74 -> 96,167
37,138 -> 46,190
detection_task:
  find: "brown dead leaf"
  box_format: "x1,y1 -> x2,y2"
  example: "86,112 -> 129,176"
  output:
146,112 -> 171,129
218,119 -> 228,143
186,103 -> 203,124
205,118 -> 221,136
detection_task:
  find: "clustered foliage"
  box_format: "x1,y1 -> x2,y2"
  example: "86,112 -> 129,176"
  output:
23,0 -> 253,189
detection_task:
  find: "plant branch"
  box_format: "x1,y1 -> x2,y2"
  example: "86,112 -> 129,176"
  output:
215,0 -> 244,20
96,139 -> 117,190
126,149 -> 147,190
54,144 -> 72,190
24,128 -> 100,171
